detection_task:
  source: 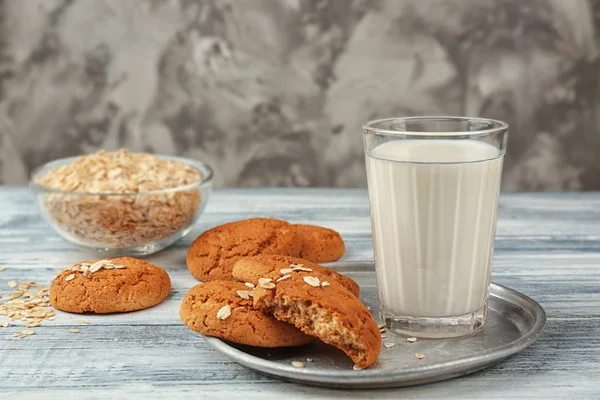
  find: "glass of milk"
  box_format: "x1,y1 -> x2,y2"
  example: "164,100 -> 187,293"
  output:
363,116 -> 508,338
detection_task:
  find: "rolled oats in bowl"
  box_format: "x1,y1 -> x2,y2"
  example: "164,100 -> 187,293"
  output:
30,150 -> 213,256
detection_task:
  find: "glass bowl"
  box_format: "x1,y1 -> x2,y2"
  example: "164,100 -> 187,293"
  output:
29,155 -> 213,257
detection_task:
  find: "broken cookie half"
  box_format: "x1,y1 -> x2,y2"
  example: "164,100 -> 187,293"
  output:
253,271 -> 381,369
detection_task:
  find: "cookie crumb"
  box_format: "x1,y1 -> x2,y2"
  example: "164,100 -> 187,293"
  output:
0,321 -> 8,328
367,306 -> 371,311
8,281 -> 17,288
22,330 -> 35,336
258,277 -> 276,289
69,329 -> 80,333
80,320 -> 91,325
244,282 -> 255,288
321,281 -> 330,287
378,324 -> 386,332
416,353 -> 425,360
276,274 -> 291,282
291,361 -> 305,368
216,305 -> 232,320
407,337 -> 417,343
65,274 -> 75,282
236,290 -> 251,300
303,276 -> 320,287
306,358 -> 313,363
381,335 -> 387,338
353,364 -> 363,371
384,342 -> 395,348
0,267 -> 5,271
279,268 -> 293,274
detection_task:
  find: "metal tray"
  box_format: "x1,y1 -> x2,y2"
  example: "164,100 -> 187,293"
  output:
204,281 -> 546,389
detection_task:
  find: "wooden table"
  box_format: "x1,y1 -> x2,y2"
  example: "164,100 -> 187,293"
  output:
0,188 -> 599,399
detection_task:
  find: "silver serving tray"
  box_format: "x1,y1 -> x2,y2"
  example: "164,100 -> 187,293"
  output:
204,280 -> 546,389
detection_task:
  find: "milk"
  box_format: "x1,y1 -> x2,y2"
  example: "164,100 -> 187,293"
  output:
366,140 -> 503,318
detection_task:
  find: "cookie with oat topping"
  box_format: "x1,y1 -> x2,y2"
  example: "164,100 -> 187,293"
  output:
293,224 -> 345,263
232,254 -> 360,296
253,271 -> 380,369
186,218 -> 302,281
50,257 -> 171,313
180,281 -> 311,347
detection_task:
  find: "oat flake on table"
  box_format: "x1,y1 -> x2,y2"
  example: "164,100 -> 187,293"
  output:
0,281 -> 54,333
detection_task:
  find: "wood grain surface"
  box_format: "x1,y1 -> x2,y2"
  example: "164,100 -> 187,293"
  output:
0,187 -> 598,399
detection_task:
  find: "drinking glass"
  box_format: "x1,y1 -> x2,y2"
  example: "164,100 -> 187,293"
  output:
363,116 -> 508,338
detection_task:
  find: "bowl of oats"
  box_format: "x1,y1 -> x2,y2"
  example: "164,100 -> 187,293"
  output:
30,149 -> 213,256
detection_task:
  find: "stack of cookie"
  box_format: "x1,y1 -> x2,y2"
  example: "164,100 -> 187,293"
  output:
181,218 -> 381,370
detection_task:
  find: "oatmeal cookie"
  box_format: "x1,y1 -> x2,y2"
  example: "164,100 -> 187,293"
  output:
186,218 -> 302,281
180,281 -> 311,347
50,257 -> 171,313
294,224 -> 345,263
232,254 -> 359,296
253,271 -> 380,368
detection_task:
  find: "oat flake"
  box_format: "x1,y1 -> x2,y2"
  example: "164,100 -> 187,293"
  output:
216,305 -> 232,320
236,290 -> 251,300
303,276 -> 320,287
0,281 -> 53,329
258,277 -> 276,289
291,264 -> 313,272
36,149 -> 203,249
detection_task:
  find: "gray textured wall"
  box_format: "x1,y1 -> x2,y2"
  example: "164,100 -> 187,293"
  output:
0,0 -> 599,190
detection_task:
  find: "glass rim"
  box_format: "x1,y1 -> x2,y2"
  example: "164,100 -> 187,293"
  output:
362,116 -> 509,137
29,154 -> 214,196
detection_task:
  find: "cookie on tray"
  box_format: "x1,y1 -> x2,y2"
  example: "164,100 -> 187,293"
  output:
50,257 -> 171,313
180,281 -> 312,348
186,218 -> 302,281
232,254 -> 360,296
293,224 -> 345,263
253,271 -> 380,369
